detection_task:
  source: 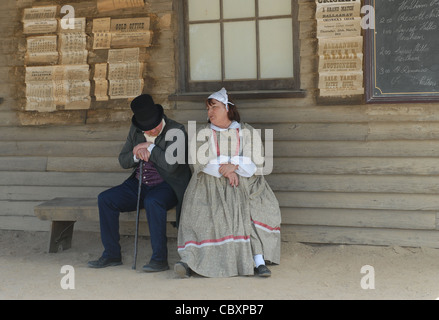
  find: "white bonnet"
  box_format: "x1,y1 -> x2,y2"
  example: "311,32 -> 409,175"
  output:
208,88 -> 234,111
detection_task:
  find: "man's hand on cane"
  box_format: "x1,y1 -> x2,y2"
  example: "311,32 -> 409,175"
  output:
133,143 -> 152,161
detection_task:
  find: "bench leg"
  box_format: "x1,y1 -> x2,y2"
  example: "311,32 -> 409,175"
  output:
48,221 -> 75,253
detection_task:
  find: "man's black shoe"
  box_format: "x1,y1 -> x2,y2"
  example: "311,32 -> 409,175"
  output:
88,256 -> 122,269
254,265 -> 271,277
142,260 -> 169,272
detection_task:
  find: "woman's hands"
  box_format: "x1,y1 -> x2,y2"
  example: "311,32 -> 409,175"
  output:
219,163 -> 239,187
225,172 -> 239,187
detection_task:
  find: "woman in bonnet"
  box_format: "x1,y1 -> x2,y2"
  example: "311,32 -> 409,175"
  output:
175,88 -> 281,278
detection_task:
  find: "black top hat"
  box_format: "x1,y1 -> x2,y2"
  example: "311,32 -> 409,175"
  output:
130,94 -> 164,131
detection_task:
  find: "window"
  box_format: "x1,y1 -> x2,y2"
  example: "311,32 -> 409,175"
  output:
178,0 -> 300,93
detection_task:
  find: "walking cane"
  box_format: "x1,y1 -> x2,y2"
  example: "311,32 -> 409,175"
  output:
132,160 -> 143,270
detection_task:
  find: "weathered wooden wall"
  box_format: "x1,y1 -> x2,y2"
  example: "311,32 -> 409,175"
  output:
3,0 -> 439,248
0,0 -> 174,233
170,0 -> 439,248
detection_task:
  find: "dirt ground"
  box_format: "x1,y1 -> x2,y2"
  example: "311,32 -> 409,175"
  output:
1,229 -> 439,300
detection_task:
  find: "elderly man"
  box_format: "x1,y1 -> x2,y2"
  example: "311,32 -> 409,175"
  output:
88,94 -> 191,272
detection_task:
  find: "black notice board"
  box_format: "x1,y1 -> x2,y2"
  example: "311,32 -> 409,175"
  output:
365,0 -> 439,103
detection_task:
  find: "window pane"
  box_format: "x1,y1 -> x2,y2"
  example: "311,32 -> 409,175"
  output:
224,21 -> 257,80
259,18 -> 294,79
188,0 -> 220,21
223,0 -> 255,19
258,0 -> 291,17
189,23 -> 222,81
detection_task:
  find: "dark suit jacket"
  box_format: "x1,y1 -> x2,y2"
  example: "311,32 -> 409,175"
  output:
118,115 -> 192,227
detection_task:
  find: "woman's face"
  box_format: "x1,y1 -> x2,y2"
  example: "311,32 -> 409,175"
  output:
206,99 -> 229,126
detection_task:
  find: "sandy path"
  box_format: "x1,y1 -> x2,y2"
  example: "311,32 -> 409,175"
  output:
1,230 -> 439,300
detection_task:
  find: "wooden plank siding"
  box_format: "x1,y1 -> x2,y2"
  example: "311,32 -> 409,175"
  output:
2,0 -> 439,248
169,0 -> 439,248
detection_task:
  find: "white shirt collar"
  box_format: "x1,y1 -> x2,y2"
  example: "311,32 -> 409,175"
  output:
210,121 -> 240,132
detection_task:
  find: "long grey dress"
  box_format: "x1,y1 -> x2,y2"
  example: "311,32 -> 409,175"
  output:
177,122 -> 281,278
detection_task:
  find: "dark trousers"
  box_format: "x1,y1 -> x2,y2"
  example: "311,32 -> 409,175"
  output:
98,177 -> 177,262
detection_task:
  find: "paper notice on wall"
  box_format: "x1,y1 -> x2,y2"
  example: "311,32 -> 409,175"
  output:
109,79 -> 144,99
315,0 -> 361,20
110,31 -> 151,48
22,6 -> 58,34
58,16 -> 86,33
58,18 -> 88,65
59,33 -> 87,51
25,97 -> 57,112
25,50 -> 59,65
110,17 -> 152,48
25,82 -> 56,112
92,17 -> 112,49
106,47 -> 144,99
94,80 -> 109,101
318,54 -> 363,73
316,17 -> 362,39
315,0 -> 365,98
93,63 -> 109,101
319,87 -> 364,97
318,71 -> 363,96
23,5 -> 57,20
108,62 -> 143,80
108,48 -> 140,63
25,65 -> 56,82
59,50 -> 88,65
25,36 -> 58,65
62,65 -> 90,81
94,63 -> 108,79
97,0 -> 145,13
110,17 -> 150,32
65,80 -> 91,109
59,33 -> 87,64
92,17 -> 152,49
25,65 -> 91,111
318,36 -> 363,56
22,6 -> 93,112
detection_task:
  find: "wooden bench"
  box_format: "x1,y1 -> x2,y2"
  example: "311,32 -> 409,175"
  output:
34,197 -> 176,253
